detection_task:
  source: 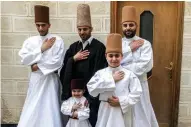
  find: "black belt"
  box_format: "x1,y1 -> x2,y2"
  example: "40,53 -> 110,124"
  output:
100,100 -> 108,102
69,116 -> 78,120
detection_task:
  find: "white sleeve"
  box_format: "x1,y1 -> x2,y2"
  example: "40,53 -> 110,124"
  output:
61,99 -> 73,116
118,72 -> 142,114
77,106 -> 90,121
87,70 -> 116,97
18,39 -> 42,66
123,41 -> 153,76
37,39 -> 64,75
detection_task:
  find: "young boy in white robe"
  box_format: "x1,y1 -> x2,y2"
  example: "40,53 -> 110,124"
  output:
87,33 -> 142,127
61,79 -> 92,127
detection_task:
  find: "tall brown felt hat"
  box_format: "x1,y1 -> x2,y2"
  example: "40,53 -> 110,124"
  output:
122,6 -> 137,24
71,79 -> 85,90
106,33 -> 122,53
34,5 -> 49,23
77,4 -> 92,27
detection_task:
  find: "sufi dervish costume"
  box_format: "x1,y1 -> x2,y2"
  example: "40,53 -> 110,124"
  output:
17,5 -> 64,127
87,33 -> 142,127
121,6 -> 159,127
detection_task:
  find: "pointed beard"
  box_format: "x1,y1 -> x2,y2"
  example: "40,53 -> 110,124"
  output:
123,29 -> 136,38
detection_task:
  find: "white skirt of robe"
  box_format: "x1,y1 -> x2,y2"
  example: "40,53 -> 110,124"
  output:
96,102 -> 132,127
133,81 -> 159,127
66,118 -> 92,127
17,71 -> 63,127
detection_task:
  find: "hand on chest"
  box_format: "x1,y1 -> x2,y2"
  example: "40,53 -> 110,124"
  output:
72,100 -> 85,111
75,48 -> 96,60
37,38 -> 57,59
115,74 -> 130,94
123,46 -> 141,62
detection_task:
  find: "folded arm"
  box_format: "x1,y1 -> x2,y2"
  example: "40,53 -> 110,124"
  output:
118,72 -> 142,114
87,70 -> 115,97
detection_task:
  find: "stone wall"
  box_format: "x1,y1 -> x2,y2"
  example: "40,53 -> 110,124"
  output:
178,2 -> 191,127
1,1 -> 110,123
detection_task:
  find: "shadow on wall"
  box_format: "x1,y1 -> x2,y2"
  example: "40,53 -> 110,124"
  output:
1,125 -> 17,127
1,98 -> 19,126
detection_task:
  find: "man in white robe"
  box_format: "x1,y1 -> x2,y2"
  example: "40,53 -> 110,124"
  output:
87,33 -> 142,127
17,5 -> 64,127
118,6 -> 159,127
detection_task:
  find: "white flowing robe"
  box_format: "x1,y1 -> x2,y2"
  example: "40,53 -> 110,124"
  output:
17,33 -> 64,127
87,66 -> 142,127
121,36 -> 159,127
61,96 -> 92,127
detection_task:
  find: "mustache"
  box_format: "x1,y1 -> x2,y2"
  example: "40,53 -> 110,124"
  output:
125,30 -> 133,32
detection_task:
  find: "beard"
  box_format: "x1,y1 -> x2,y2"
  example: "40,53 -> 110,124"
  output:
80,34 -> 91,42
39,30 -> 48,36
123,29 -> 136,38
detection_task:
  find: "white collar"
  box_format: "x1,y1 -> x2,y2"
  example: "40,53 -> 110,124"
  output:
107,65 -> 123,73
72,96 -> 83,103
79,36 -> 94,45
122,35 -> 137,42
40,33 -> 50,41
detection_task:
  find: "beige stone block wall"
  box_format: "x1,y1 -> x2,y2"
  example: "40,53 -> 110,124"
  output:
1,1 -> 110,123
178,2 -> 191,127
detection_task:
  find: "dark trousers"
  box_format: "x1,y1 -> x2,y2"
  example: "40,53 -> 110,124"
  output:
87,95 -> 100,127
89,106 -> 98,127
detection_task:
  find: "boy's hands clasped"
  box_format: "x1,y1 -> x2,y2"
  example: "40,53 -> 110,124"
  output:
72,102 -> 82,111
71,102 -> 82,119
